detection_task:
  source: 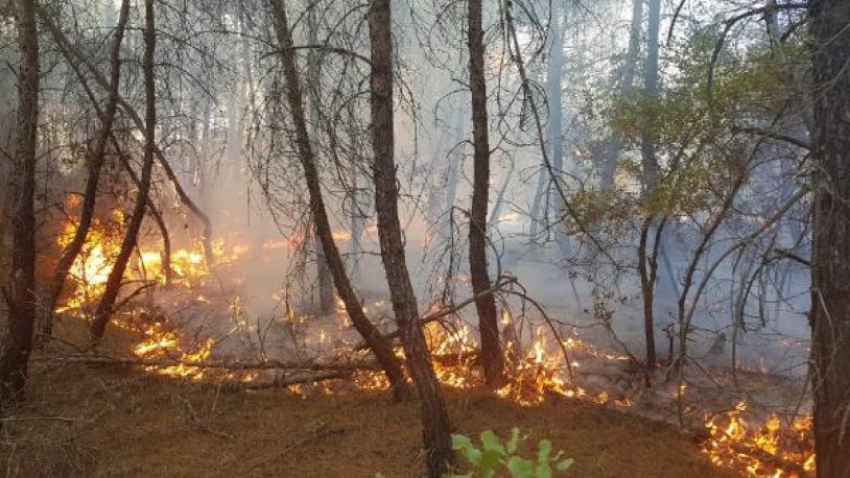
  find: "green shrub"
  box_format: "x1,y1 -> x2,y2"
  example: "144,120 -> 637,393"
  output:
446,428 -> 574,478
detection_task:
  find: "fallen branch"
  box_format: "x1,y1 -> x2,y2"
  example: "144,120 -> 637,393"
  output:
353,274 -> 518,351
233,370 -> 354,391
32,354 -> 379,373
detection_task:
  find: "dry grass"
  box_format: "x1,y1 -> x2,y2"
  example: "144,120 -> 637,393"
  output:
0,320 -> 738,478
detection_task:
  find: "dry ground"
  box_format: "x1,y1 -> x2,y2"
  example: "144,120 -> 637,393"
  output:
0,321 -> 738,478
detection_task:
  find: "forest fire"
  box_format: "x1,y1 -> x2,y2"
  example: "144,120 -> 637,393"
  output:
132,322 -> 215,379
702,402 -> 815,477
56,215 -> 123,312
54,217 -> 817,476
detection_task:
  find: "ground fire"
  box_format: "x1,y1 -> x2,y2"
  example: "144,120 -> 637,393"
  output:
48,213 -> 817,478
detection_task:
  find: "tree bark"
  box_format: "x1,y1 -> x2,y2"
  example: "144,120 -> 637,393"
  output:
0,0 -> 40,404
369,0 -> 455,475
638,216 -> 665,370
268,0 -> 407,399
41,0 -> 131,339
808,1 -> 850,476
467,0 -> 505,390
89,0 -> 158,344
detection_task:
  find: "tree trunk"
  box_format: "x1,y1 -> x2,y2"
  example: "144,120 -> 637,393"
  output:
42,0 -> 131,339
305,8 -> 334,315
268,0 -> 407,399
0,0 -> 40,404
638,0 -> 662,372
600,0 -> 643,190
545,3 -> 568,255
808,1 -> 850,476
89,0 -> 158,344
638,216 -> 665,370
641,0 -> 661,190
467,0 -> 505,390
369,0 -> 455,475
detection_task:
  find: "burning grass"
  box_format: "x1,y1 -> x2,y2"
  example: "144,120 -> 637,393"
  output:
43,214 -> 815,477
702,402 -> 815,477
1,332 -> 734,478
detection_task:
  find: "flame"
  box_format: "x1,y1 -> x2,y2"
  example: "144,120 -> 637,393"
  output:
56,203 -> 814,478
56,209 -> 236,314
703,402 -> 815,477
133,322 -> 215,380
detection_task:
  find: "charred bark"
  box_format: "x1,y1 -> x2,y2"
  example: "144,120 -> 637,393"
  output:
89,0 -> 158,344
268,0 -> 407,399
41,0 -> 131,339
0,0 -> 40,404
467,0 -> 505,390
808,1 -> 850,476
369,0 -> 455,475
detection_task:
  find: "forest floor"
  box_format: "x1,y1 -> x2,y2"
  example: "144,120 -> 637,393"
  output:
0,320 -> 737,478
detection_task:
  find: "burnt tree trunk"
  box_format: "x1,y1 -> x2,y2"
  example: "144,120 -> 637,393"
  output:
269,0 -> 407,399
42,0 -> 131,338
809,1 -> 850,476
369,0 -> 455,475
0,0 -> 40,404
89,0 -> 158,343
467,0 -> 505,390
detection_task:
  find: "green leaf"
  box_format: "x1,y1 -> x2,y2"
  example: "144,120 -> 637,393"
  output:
506,427 -> 521,454
478,449 -> 502,478
480,430 -> 505,454
452,434 -> 482,465
537,439 -> 552,463
506,456 -> 535,478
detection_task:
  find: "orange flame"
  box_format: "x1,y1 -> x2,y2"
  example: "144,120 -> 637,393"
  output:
703,402 -> 815,477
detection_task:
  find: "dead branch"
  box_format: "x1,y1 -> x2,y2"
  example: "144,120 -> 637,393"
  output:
233,370 -> 354,391
31,354 -> 380,373
353,274 -> 518,351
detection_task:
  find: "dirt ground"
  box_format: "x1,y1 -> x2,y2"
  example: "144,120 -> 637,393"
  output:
0,322 -> 738,478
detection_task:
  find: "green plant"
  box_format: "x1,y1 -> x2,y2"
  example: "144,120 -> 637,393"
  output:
445,428 -> 574,478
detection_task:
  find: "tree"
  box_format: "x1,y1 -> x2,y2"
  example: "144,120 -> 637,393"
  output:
89,0 -> 158,344
369,0 -> 455,474
600,0 -> 643,190
638,0 -> 662,371
41,0 -> 131,341
467,0 -> 506,390
267,0 -> 407,400
0,0 -> 40,404
808,0 -> 850,475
